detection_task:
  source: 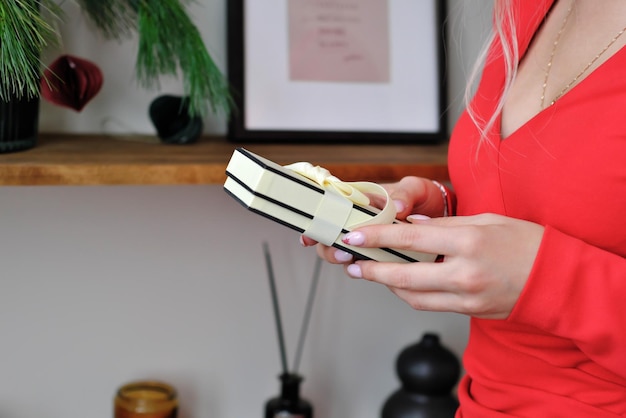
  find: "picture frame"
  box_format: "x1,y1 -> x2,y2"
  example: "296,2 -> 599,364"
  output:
227,0 -> 447,143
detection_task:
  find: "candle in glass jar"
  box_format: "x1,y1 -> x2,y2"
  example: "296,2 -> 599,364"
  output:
114,381 -> 178,418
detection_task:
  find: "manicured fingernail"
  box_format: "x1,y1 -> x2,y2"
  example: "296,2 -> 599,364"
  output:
334,249 -> 353,263
299,235 -> 307,247
347,264 -> 362,278
342,231 -> 365,246
393,200 -> 405,213
407,214 -> 431,222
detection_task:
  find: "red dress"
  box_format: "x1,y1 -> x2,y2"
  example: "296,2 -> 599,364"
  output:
449,0 -> 626,416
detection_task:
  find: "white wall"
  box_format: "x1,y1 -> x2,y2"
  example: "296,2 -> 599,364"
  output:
1,1 -> 493,417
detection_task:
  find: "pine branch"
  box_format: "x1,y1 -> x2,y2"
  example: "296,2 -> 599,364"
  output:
135,0 -> 231,117
74,0 -> 137,39
0,0 -> 61,101
1,0 -> 232,117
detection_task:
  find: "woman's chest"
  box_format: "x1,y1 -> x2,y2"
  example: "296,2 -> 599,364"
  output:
450,94 -> 626,254
501,0 -> 626,139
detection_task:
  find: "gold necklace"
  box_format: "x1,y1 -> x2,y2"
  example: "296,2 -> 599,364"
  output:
541,0 -> 626,108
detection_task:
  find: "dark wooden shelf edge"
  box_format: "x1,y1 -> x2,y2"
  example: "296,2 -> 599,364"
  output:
0,134 -> 450,186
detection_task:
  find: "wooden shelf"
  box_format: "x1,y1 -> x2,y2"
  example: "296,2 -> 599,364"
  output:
0,134 -> 449,186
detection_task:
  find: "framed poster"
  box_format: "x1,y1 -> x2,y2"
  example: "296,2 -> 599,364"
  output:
227,0 -> 447,143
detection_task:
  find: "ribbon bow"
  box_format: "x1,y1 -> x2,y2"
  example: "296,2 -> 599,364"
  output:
285,162 -> 371,206
284,162 -> 397,245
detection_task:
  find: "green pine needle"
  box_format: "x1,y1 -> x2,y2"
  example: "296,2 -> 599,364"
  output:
75,0 -> 137,39
136,0 -> 231,117
0,0 -> 61,101
1,0 -> 231,117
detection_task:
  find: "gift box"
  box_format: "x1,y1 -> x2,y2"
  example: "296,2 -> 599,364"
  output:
224,148 -> 437,263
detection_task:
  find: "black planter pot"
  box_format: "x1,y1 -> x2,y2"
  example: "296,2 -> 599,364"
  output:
381,333 -> 461,418
149,95 -> 203,145
0,93 -> 40,153
1,0 -> 41,154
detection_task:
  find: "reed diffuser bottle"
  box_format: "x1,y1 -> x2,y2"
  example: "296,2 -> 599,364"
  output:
262,243 -> 320,418
265,373 -> 313,418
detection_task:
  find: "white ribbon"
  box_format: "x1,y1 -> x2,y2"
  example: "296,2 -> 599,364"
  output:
285,162 -> 371,206
284,162 -> 397,244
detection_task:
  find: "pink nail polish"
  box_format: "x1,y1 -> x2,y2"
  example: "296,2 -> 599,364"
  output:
334,249 -> 353,263
393,200 -> 406,213
407,214 -> 431,222
347,264 -> 362,278
342,231 -> 365,246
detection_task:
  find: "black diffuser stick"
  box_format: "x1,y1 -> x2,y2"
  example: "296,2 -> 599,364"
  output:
263,242 -> 289,375
292,256 -> 323,374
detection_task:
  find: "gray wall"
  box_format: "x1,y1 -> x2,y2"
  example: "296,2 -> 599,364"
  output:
0,1 -> 493,417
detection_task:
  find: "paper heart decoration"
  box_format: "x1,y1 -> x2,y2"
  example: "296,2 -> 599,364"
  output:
41,55 -> 103,112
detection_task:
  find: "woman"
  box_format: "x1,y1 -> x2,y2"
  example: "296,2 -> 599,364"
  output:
302,0 -> 626,416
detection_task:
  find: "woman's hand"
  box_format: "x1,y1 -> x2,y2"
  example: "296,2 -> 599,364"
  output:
300,176 -> 445,247
334,214 -> 545,319
370,176 -> 448,220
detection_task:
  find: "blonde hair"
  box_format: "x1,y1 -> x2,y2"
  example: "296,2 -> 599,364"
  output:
465,0 -> 519,143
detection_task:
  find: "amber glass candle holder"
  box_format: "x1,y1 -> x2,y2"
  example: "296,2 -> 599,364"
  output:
114,381 -> 178,418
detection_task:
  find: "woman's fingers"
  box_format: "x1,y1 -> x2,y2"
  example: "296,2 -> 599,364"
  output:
346,259 -> 452,291
385,177 -> 447,219
300,235 -> 318,247
387,287 -> 505,319
339,214 -> 545,319
387,288 -> 465,314
342,220 -> 459,257
343,214 -> 523,256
